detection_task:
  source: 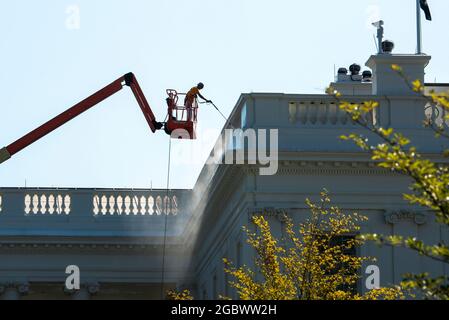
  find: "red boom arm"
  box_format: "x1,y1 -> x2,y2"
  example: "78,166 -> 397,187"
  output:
0,73 -> 160,164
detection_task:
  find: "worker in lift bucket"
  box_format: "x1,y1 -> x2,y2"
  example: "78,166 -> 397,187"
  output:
184,83 -> 211,121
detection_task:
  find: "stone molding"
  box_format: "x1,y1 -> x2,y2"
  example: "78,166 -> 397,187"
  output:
248,207 -> 430,226
249,208 -> 289,223
241,161 -> 398,176
0,243 -> 184,251
384,210 -> 429,225
0,282 -> 30,295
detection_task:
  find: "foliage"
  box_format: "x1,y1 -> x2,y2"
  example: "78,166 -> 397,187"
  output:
223,191 -> 403,300
167,66 -> 449,301
166,289 -> 194,300
327,65 -> 449,299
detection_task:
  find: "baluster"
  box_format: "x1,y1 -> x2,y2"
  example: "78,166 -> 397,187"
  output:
148,196 -> 154,215
40,195 -> 47,214
124,196 -> 131,215
56,195 -> 63,215
108,195 -> 115,215
48,194 -> 55,215
32,194 -> 39,214
318,102 -> 328,124
45,194 -> 51,214
339,106 -> 349,125
93,195 -> 100,216
364,108 -> 373,126
298,102 -> 308,124
367,104 -> 375,126
104,195 -> 110,215
116,195 -> 123,215
432,104 -> 438,124
140,196 -> 147,215
429,104 -> 440,126
132,196 -> 139,215
441,106 -> 448,128
101,195 -> 108,215
64,195 -> 71,215
163,196 -> 170,215
156,196 -> 162,215
288,102 -> 297,123
24,194 -> 31,215
309,102 -> 318,124
329,102 -> 338,125
424,102 -> 432,123
171,196 -> 178,215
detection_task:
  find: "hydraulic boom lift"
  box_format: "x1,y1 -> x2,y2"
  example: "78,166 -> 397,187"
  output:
0,73 -> 198,164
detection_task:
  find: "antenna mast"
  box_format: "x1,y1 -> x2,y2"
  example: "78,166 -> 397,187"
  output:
416,0 -> 422,54
372,20 -> 384,54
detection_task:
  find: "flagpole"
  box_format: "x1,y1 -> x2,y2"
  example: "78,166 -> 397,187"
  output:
416,0 -> 422,54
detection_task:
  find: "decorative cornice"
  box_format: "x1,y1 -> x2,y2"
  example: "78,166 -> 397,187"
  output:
241,161 -> 399,176
384,210 -> 429,225
0,243 -> 183,250
248,207 -> 430,226
249,207 -> 289,223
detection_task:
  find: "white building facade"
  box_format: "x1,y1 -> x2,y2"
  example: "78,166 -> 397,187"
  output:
1,52 -> 448,299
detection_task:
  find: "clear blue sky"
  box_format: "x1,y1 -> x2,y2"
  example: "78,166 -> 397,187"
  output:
0,0 -> 448,189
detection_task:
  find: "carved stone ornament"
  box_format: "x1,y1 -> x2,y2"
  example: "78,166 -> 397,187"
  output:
250,208 -> 289,222
384,210 -> 428,225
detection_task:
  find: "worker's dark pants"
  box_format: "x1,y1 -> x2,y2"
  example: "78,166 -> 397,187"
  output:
184,100 -> 194,121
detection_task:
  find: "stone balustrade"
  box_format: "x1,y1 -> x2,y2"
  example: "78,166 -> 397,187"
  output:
0,188 -> 190,239
92,193 -> 178,216
24,193 -> 71,215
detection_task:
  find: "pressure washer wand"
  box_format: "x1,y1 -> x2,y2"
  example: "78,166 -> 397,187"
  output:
210,102 -> 228,122
205,101 -> 235,129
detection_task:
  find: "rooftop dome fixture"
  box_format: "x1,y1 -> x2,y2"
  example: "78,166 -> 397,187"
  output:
362,70 -> 373,82
349,63 -> 361,76
338,67 -> 348,75
382,40 -> 394,54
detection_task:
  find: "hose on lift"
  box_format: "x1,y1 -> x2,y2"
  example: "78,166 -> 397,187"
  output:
160,137 -> 172,299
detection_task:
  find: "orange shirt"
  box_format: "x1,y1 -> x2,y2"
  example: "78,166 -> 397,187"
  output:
185,87 -> 200,104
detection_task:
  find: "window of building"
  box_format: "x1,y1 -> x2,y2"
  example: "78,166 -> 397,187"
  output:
321,235 -> 358,294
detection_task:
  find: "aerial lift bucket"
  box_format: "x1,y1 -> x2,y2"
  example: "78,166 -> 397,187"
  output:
165,89 -> 197,140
